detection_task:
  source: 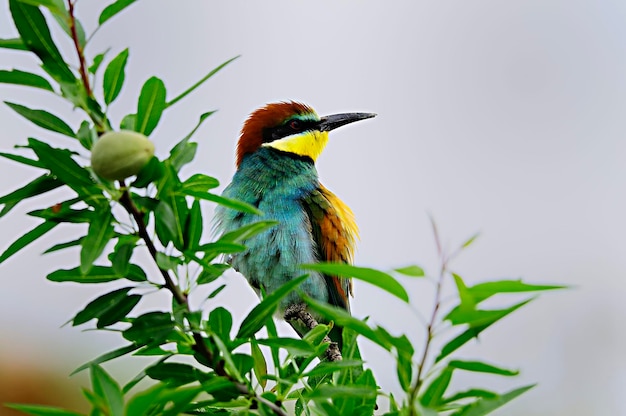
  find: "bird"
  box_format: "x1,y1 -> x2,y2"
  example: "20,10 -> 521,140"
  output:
214,101 -> 376,347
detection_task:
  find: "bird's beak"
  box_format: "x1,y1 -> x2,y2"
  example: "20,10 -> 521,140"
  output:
318,112 -> 376,132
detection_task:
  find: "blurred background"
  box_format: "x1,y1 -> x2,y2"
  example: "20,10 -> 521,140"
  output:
1,1 -> 625,414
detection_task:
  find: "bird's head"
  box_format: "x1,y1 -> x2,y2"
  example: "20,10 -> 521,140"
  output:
236,101 -> 376,166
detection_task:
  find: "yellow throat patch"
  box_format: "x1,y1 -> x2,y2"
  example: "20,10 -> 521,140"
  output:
263,130 -> 329,161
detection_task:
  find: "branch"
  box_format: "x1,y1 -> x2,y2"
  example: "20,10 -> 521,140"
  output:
408,218 -> 448,412
67,0 -> 92,98
118,188 -> 287,416
284,303 -> 342,362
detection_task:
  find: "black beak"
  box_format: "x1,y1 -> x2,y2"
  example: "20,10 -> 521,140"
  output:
318,112 -> 376,132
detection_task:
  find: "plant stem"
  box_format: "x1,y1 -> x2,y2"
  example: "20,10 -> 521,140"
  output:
67,0 -> 92,99
408,219 -> 448,414
118,188 -> 287,416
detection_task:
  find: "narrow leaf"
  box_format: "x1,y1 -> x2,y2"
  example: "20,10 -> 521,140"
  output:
394,264 -> 425,277
0,175 -> 62,217
469,280 -> 566,303
71,344 -> 140,375
237,275 -> 308,339
0,221 -> 57,264
99,0 -> 136,25
303,263 -> 409,303
80,206 -> 115,273
47,265 -> 120,283
448,360 -> 519,376
0,69 -> 53,91
0,37 -> 27,50
136,76 -> 166,135
9,0 -> 75,83
4,404 -> 83,416
73,287 -> 132,326
421,367 -> 453,407
6,102 -> 74,137
91,364 -> 124,416
103,48 -> 129,104
182,190 -> 262,215
452,385 -> 536,416
250,339 -> 267,389
166,56 -> 239,108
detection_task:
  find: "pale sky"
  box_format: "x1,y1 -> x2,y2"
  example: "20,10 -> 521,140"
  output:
1,1 -> 625,415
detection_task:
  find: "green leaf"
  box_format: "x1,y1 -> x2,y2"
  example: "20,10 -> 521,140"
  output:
91,364 -> 124,416
461,232 -> 480,249
89,50 -> 108,74
99,0 -> 136,25
237,275 -> 309,339
448,360 -> 519,376
154,200 -> 180,248
166,56 -> 239,108
0,37 -> 27,50
43,236 -> 83,254
120,113 -> 136,130
211,334 -> 243,382
47,265 -> 120,283
303,296 -> 388,350
445,298 -> 533,327
0,151 -> 43,168
27,138 -> 99,197
303,360 -> 364,378
307,385 -> 376,400
136,76 -> 166,135
146,362 -> 198,385
182,174 -> 220,193
110,235 -> 138,276
4,404 -> 83,416
0,174 -> 62,218
5,102 -> 74,137
0,220 -> 57,264
76,120 -> 97,150
196,263 -> 230,285
132,157 -> 164,188
250,339 -> 267,389
441,389 -> 498,405
208,307 -> 233,342
80,289 -> 140,329
452,385 -> 536,416
71,344 -> 141,375
181,190 -> 262,215
73,287 -> 132,325
218,220 -> 278,243
303,263 -> 409,303
103,48 -> 129,105
257,337 -> 315,357
80,205 -> 115,273
0,69 -> 53,91
9,0 -> 75,83
168,111 -> 216,171
184,198 -> 203,249
394,264 -> 425,277
123,312 -> 175,345
468,280 -> 566,304
421,367 -> 453,407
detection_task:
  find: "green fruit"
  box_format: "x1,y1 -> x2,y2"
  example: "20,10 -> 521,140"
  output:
91,130 -> 155,181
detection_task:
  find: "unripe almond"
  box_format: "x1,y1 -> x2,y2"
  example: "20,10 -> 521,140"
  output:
91,130 -> 155,181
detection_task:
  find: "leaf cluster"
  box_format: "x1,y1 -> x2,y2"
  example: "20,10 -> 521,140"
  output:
0,2 -> 564,416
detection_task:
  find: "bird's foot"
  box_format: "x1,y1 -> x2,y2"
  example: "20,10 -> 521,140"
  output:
284,304 -> 342,362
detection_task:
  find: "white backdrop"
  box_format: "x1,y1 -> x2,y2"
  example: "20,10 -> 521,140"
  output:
1,1 -> 625,415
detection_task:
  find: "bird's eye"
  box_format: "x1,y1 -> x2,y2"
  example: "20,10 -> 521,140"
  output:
289,120 -> 301,130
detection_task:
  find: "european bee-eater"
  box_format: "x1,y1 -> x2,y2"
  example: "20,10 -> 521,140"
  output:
215,101 -> 375,344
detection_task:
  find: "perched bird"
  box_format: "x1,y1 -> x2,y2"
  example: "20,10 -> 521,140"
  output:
215,101 -> 375,345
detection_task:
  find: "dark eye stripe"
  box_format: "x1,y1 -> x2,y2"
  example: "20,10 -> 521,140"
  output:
262,118 -> 319,143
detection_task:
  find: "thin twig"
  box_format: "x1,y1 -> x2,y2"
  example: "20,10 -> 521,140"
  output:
408,218 -> 448,413
118,187 -> 287,416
